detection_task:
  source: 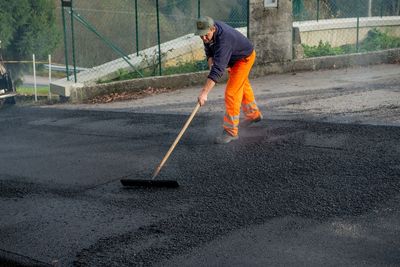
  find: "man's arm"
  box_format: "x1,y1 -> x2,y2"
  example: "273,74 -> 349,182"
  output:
198,78 -> 215,106
197,57 -> 214,106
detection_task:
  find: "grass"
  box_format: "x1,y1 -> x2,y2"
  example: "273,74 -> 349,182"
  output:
17,86 -> 50,96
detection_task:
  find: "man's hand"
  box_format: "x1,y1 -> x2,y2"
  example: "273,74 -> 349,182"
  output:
198,78 -> 215,106
198,91 -> 208,106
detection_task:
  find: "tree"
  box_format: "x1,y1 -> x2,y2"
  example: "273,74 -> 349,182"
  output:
0,0 -> 60,67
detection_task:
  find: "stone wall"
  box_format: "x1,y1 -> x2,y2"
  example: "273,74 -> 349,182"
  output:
249,0 -> 293,64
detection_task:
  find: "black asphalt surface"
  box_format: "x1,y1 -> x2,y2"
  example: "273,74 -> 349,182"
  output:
1,105 -> 400,266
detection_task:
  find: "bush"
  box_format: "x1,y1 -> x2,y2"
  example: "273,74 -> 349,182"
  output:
360,28 -> 400,52
303,29 -> 400,58
302,41 -> 344,57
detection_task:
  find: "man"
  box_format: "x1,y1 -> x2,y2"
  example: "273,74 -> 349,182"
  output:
195,16 -> 263,144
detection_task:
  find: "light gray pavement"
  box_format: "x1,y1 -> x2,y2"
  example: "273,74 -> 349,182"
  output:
46,63 -> 400,127
22,75 -> 50,87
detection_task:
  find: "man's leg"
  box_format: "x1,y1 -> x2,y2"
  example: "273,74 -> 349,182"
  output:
222,51 -> 257,137
222,72 -> 243,137
241,78 -> 262,121
240,51 -> 262,126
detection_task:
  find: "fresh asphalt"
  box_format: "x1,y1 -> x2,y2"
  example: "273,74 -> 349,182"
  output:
1,64 -> 400,266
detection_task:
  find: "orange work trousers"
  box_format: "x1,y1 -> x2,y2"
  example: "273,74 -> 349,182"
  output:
223,50 -> 261,136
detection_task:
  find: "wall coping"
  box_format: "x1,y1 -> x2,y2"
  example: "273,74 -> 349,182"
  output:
294,16 -> 400,32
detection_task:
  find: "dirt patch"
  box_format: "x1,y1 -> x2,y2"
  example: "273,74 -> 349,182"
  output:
85,87 -> 174,104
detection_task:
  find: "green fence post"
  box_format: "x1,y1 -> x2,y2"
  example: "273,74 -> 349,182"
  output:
69,0 -> 77,83
356,0 -> 360,52
61,0 -> 70,81
198,0 -> 201,18
135,0 -> 139,56
317,0 -> 320,21
156,0 -> 162,76
398,0 -> 400,15
356,16 -> 360,52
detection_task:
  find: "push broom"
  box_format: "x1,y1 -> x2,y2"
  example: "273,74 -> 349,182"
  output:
120,103 -> 201,188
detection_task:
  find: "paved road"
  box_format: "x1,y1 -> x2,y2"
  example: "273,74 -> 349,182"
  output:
54,64 -> 400,127
1,64 -> 400,266
22,75 -> 49,88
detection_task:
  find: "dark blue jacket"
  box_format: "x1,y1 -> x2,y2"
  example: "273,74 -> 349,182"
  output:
204,21 -> 254,83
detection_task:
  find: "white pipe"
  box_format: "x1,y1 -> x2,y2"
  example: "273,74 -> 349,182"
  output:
33,54 -> 37,102
48,54 -> 52,99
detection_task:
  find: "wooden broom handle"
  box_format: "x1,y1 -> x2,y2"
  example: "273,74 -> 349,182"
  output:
152,103 -> 201,179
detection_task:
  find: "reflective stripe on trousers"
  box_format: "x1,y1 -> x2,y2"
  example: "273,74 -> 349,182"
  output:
223,112 -> 239,131
223,50 -> 262,136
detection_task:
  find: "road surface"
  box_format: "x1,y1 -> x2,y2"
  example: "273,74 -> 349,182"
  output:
1,64 -> 399,266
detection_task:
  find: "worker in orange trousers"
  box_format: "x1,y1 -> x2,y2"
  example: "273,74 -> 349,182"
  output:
195,16 -> 262,144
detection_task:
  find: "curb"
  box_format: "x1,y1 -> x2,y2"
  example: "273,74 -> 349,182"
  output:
69,48 -> 400,102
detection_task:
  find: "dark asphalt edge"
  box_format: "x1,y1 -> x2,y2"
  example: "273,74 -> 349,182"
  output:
0,249 -> 52,267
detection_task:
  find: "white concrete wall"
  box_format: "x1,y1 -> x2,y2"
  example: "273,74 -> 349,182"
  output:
294,16 -> 400,47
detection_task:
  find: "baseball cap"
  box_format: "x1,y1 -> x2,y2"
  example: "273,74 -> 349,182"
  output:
195,16 -> 214,36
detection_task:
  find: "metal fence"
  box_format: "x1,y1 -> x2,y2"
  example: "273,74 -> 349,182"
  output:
57,0 -> 400,84
293,0 -> 400,21
293,0 -> 400,58
2,55 -> 56,102
58,0 -> 248,84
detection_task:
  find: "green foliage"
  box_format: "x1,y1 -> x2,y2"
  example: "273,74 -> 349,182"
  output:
303,29 -> 400,58
360,28 -> 400,51
141,48 -> 173,76
0,0 -> 60,81
302,40 -> 343,57
0,0 -> 60,60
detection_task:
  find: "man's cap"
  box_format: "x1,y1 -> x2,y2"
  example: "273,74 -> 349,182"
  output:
195,16 -> 214,36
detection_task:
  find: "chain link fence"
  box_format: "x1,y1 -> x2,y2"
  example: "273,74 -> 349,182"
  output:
56,0 -> 400,85
293,0 -> 400,59
294,0 -> 400,21
56,0 -> 248,84
1,55 -> 62,102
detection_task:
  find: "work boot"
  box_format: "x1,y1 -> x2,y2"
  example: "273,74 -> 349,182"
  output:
240,114 -> 263,128
215,130 -> 239,144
